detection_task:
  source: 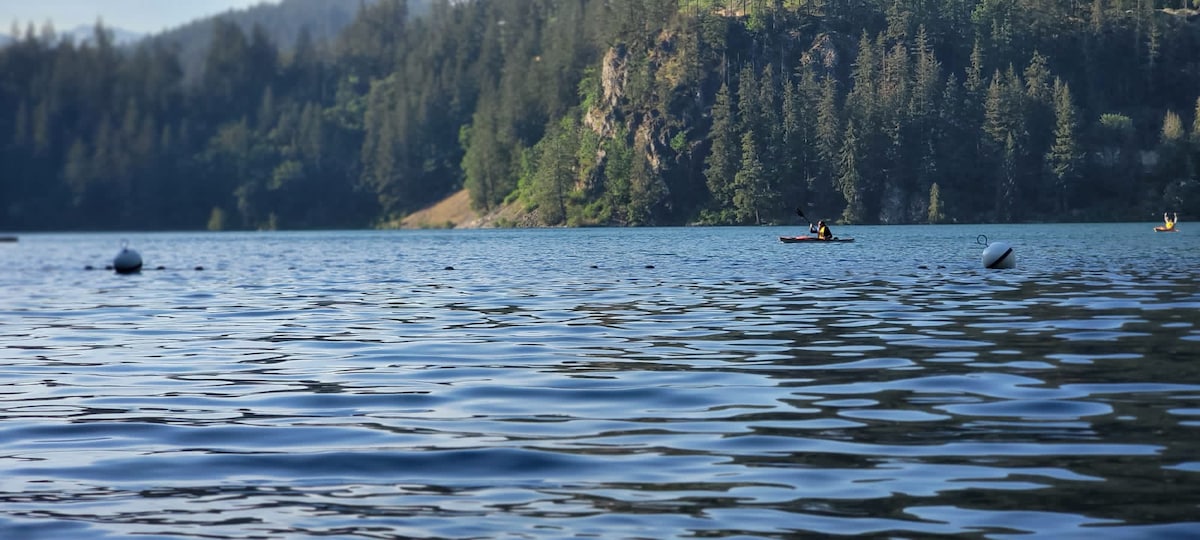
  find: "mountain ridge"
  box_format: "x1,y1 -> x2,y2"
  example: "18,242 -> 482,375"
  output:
0,24 -> 144,48
146,0 -> 383,83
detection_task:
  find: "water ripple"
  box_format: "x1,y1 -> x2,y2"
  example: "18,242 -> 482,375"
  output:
2,227 -> 1199,538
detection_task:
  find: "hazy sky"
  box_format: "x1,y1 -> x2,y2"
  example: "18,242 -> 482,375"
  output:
2,0 -> 280,34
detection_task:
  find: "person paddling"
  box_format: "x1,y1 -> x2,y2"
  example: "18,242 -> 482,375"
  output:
815,220 -> 833,240
1163,212 -> 1177,231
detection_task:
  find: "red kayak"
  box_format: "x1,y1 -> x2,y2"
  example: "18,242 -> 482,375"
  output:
779,235 -> 855,243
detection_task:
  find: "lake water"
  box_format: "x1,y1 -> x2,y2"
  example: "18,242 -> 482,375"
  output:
1,224 -> 1198,539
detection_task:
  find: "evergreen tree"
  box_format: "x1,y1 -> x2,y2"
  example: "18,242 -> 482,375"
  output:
815,76 -> 841,207
964,39 -> 986,100
1156,110 -> 1190,199
1190,97 -> 1200,180
1022,51 -> 1053,213
63,139 -> 92,206
781,73 -> 817,212
1046,78 -> 1082,214
704,82 -> 738,215
528,117 -> 579,225
998,132 -> 1018,221
1093,113 -> 1137,209
756,65 -> 783,220
601,126 -> 634,225
927,182 -> 945,223
909,28 -> 942,220
936,73 -> 973,219
627,149 -> 664,226
733,131 -> 768,224
337,0 -> 409,78
461,95 -> 514,212
6,0 -> 1200,230
837,121 -> 864,223
360,75 -> 415,217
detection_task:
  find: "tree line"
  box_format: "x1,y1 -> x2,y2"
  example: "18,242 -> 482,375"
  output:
2,0 -> 1199,231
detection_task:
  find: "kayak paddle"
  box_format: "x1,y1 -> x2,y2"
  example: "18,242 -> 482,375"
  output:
796,207 -> 815,233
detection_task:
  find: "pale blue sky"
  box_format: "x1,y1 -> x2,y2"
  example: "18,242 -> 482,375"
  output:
2,0 -> 279,34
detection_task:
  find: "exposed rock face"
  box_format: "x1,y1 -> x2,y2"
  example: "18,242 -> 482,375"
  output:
801,32 -> 840,72
461,25 -> 857,227
602,44 -> 629,110
584,41 -> 673,204
583,45 -> 627,140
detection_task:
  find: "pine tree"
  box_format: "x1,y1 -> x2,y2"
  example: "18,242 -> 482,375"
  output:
845,31 -> 878,129
737,64 -> 761,135
964,39 -> 986,100
1045,78 -> 1082,214
461,98 -> 514,212
815,76 -> 841,182
983,69 -> 1017,153
529,117 -> 579,225
704,82 -> 738,214
837,121 -> 864,223
63,139 -> 92,205
997,133 -> 1018,221
756,65 -> 783,219
627,150 -> 664,226
1157,110 -> 1189,189
910,26 -> 942,219
781,74 -> 816,210
733,131 -> 768,224
809,75 -> 842,216
1189,97 -> 1200,179
936,73 -> 972,219
602,126 -> 634,224
1095,113 -> 1136,207
927,182 -> 945,223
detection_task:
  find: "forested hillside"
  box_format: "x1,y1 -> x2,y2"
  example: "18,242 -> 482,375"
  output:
2,0 -> 1199,231
145,0 -> 402,84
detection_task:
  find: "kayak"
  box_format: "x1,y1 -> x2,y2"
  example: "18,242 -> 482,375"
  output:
1154,226 -> 1178,232
779,235 -> 855,243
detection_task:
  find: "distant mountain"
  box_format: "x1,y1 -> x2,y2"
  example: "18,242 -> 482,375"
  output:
146,0 -> 403,84
0,25 -> 143,48
68,25 -> 145,46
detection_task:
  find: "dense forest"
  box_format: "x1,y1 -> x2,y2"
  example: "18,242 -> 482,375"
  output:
2,0 -> 1199,231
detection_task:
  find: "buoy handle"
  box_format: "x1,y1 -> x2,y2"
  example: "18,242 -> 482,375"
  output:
976,234 -> 988,246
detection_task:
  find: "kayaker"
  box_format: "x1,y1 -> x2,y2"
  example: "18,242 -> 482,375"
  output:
816,220 -> 833,240
1163,212 -> 1177,231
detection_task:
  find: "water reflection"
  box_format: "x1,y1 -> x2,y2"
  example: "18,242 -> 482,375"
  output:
1,228 -> 1199,538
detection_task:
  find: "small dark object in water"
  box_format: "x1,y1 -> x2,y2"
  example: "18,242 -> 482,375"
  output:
155,266 -> 165,270
590,265 -> 599,269
444,266 -> 455,270
113,243 -> 143,274
194,266 -> 204,271
85,265 -> 94,270
918,265 -> 928,269
644,265 -> 655,269
0,236 -> 16,242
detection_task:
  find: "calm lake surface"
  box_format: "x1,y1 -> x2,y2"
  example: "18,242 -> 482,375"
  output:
2,224 -> 1198,539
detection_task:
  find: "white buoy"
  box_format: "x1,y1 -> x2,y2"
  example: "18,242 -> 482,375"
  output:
981,240 -> 1015,269
113,241 -> 143,274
